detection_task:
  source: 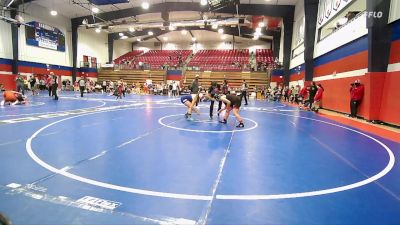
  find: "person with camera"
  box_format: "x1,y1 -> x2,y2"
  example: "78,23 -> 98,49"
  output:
349,79 -> 364,118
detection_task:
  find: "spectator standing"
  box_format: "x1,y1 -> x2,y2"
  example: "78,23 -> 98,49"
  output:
190,75 -> 200,94
293,85 -> 300,103
308,82 -> 318,108
349,79 -> 364,118
172,81 -> 178,97
46,74 -> 53,96
102,80 -> 107,93
298,85 -> 308,108
16,75 -> 25,95
78,76 -> 86,97
312,84 -> 324,112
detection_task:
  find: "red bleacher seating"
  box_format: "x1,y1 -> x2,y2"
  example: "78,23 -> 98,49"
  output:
114,50 -> 144,65
255,49 -> 274,64
133,50 -> 192,70
114,49 -> 274,71
188,49 -> 249,71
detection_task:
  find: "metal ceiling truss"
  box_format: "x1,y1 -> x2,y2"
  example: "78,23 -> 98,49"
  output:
72,2 -> 294,27
110,25 -> 275,42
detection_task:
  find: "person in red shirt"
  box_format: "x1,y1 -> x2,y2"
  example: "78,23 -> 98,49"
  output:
312,84 -> 324,112
349,79 -> 364,118
46,74 -> 53,97
298,85 -> 308,109
1,91 -> 26,106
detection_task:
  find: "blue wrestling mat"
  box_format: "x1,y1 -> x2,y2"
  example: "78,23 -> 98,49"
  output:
0,91 -> 399,225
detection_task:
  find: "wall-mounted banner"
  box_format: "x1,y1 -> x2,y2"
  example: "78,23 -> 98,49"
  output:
317,0 -> 353,28
25,21 -> 66,52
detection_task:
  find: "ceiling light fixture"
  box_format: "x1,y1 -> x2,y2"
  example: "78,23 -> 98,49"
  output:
200,0 -> 207,6
212,24 -> 218,29
148,31 -> 153,35
6,0 -> 15,7
129,27 -> 135,32
15,14 -> 24,23
141,2 -> 150,9
119,32 -> 124,36
218,28 -> 224,34
91,7 -> 99,13
50,10 -> 57,16
121,36 -> 128,40
95,28 -> 101,33
137,38 -> 141,42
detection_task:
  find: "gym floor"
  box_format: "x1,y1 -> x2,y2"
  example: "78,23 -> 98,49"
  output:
0,92 -> 399,225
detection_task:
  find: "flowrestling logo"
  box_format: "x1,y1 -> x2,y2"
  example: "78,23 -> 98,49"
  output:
366,11 -> 383,18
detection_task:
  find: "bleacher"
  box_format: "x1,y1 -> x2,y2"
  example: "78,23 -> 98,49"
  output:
104,49 -> 272,90
188,49 -> 249,71
132,50 -> 192,70
98,69 -> 165,86
255,49 -> 274,64
113,50 -> 144,64
183,71 -> 270,93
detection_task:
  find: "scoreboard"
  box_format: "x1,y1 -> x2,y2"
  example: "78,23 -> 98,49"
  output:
25,21 -> 65,52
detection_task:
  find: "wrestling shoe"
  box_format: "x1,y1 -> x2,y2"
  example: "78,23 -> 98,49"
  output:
219,119 -> 227,124
236,122 -> 244,128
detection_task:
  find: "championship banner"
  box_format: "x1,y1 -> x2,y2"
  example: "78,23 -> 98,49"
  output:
25,21 -> 66,52
166,70 -> 182,81
317,0 -> 354,28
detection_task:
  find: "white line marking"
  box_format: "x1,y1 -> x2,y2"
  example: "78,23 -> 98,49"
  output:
198,132 -> 235,225
387,62 -> 400,72
158,114 -> 258,133
288,121 -> 296,127
24,102 -> 395,201
40,131 -> 59,137
0,139 -> 22,146
6,183 -> 21,188
60,166 -> 71,172
88,151 -> 107,161
26,105 -> 212,201
0,101 -> 106,118
216,111 -> 395,200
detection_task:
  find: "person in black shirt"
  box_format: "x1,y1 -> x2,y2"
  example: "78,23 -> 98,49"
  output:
308,82 -> 318,109
208,92 -> 244,128
51,75 -> 58,100
29,75 -> 36,96
208,81 -> 218,119
218,94 -> 244,128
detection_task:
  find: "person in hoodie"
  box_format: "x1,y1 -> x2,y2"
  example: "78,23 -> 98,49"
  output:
349,79 -> 364,118
312,84 -> 324,112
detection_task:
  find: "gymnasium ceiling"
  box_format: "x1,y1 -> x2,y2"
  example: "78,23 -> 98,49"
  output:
31,0 -> 297,18
22,0 -> 297,42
